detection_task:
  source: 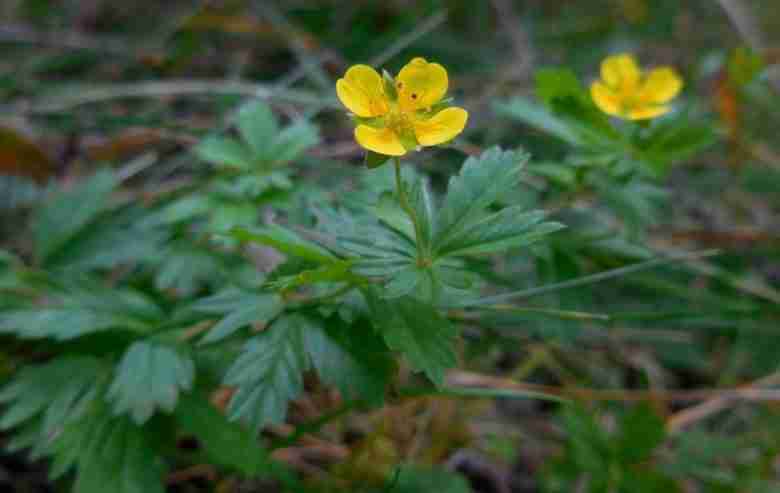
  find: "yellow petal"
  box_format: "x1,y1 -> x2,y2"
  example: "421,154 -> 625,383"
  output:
413,107 -> 468,147
396,57 -> 448,112
590,81 -> 623,117
354,125 -> 406,156
601,54 -> 641,90
638,67 -> 683,104
336,65 -> 389,118
627,104 -> 671,120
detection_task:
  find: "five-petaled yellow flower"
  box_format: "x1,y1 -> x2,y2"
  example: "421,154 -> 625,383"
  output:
590,54 -> 683,120
336,57 -> 468,156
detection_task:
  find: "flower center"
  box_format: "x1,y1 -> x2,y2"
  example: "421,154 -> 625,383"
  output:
386,105 -> 415,136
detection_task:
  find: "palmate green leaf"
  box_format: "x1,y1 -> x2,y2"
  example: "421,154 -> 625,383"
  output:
319,209 -> 416,277
382,265 -> 423,299
406,176 -> 436,252
496,98 -> 618,150
107,341 -> 195,424
194,135 -> 253,169
636,117 -> 717,174
237,100 -> 279,157
535,67 -> 614,135
267,262 -> 354,291
0,357 -> 105,454
197,292 -> 283,345
0,285 -> 162,340
48,400 -> 166,493
175,392 -> 273,476
32,169 -> 116,265
495,98 -> 585,146
223,315 -> 308,433
367,292 -> 458,386
268,120 -> 320,166
436,207 -> 564,257
43,205 -> 167,272
375,190 -> 415,240
224,313 -> 393,431
303,316 -> 393,405
154,243 -> 225,296
231,224 -> 336,264
0,307 -> 126,341
434,147 -> 532,254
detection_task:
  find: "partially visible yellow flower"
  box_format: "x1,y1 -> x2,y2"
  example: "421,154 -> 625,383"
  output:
336,57 -> 468,156
590,54 -> 683,120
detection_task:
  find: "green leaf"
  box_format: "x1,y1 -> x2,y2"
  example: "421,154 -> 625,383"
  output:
107,341 -> 195,424
194,135 -> 253,169
434,147 -> 527,251
32,169 -> 116,265
558,405 -> 611,476
268,121 -> 320,166
637,118 -> 718,174
304,316 -> 393,405
367,293 -> 458,386
378,465 -> 471,493
382,69 -> 398,100
406,176 -> 436,252
230,224 -> 336,264
175,392 -> 273,476
437,207 -> 564,257
535,67 -> 613,132
0,307 -> 121,341
43,205 -> 166,272
382,266 -> 423,299
0,357 -> 104,449
496,98 -> 584,146
237,100 -> 279,156
623,469 -> 680,493
375,190 -> 416,240
223,315 -> 309,432
267,262 -> 353,291
49,400 -> 166,493
536,68 -> 589,106
199,293 -> 283,344
365,150 -> 392,168
617,403 -> 665,465
0,287 -> 162,340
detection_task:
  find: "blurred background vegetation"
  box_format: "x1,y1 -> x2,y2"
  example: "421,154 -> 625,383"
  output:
1,1 -> 780,492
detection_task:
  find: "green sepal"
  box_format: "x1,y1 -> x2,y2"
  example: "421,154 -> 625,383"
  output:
398,128 -> 419,152
352,114 -> 387,129
382,69 -> 398,101
365,151 -> 392,169
417,97 -> 454,118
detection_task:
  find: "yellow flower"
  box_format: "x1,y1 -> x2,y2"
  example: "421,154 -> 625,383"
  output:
336,57 -> 468,156
590,54 -> 683,120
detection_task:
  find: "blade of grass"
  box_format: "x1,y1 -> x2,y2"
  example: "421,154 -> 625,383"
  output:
446,249 -> 720,308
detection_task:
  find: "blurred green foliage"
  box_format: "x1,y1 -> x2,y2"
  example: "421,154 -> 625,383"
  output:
1,1 -> 780,492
